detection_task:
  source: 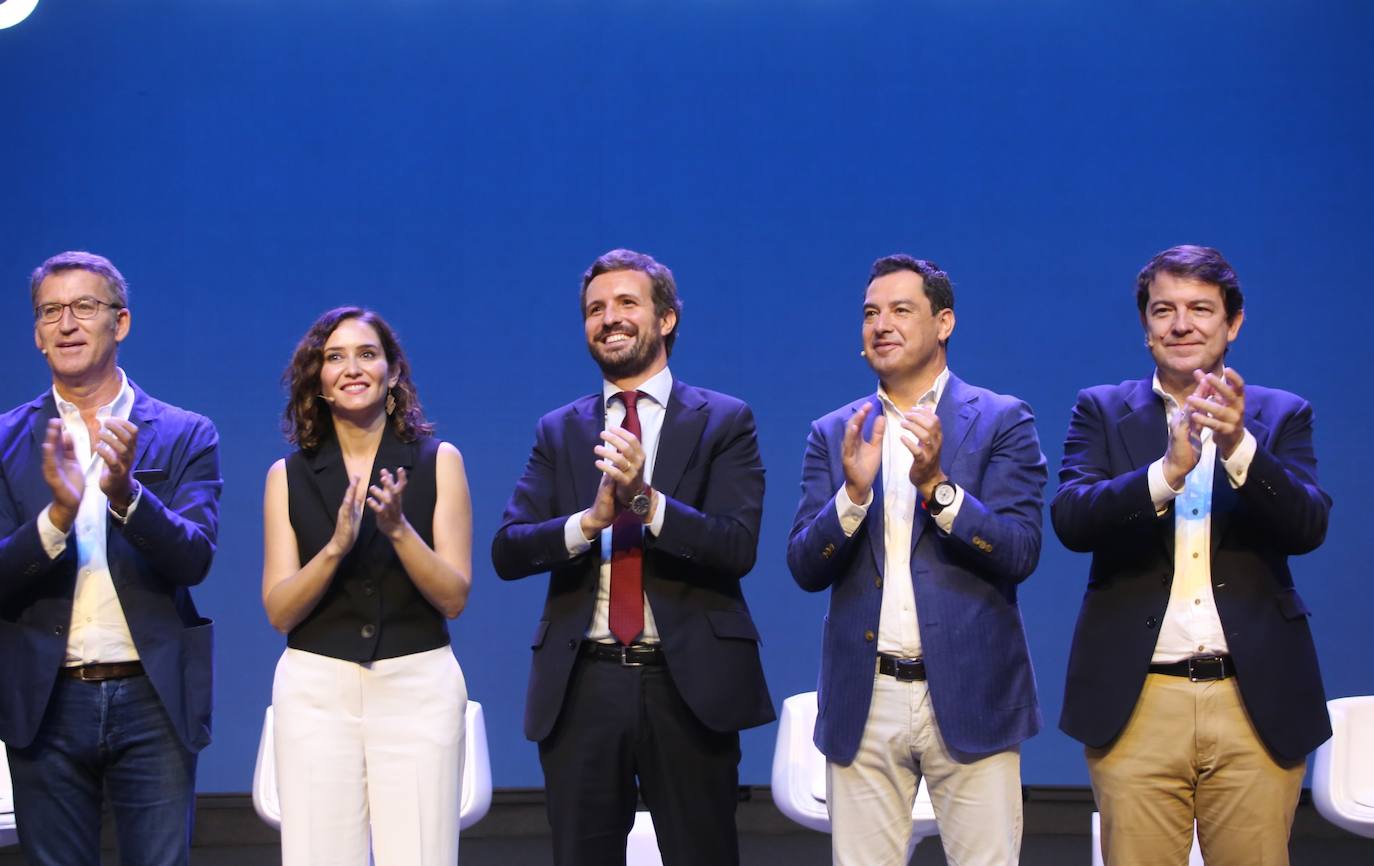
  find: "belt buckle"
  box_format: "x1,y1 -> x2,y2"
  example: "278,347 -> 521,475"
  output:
1187,656 -> 1224,681
619,646 -> 644,667
78,666 -> 99,682
893,658 -> 921,682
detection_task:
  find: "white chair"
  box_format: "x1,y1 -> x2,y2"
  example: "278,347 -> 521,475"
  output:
770,691 -> 938,858
626,809 -> 664,866
252,700 -> 493,833
0,742 -> 17,847
1313,695 -> 1374,838
1090,812 -> 1203,865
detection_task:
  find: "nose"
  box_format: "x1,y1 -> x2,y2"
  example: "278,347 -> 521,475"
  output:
1170,311 -> 1193,334
344,355 -> 363,375
57,306 -> 79,331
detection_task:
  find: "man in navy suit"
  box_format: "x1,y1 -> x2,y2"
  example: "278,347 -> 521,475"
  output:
1053,245 -> 1331,866
492,249 -> 772,866
0,251 -> 221,866
788,255 -> 1046,866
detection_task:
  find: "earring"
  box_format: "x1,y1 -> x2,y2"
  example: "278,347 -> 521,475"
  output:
385,389 -> 396,416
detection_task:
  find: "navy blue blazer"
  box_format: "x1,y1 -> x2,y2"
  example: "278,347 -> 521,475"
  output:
0,383 -> 221,753
788,374 -> 1046,763
1052,378 -> 1332,762
492,380 -> 774,743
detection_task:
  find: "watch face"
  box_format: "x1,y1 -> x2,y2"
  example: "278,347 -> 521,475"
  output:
934,483 -> 956,507
630,493 -> 651,516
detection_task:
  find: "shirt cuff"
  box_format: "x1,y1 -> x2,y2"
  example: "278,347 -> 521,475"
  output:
564,512 -> 595,556
108,481 -> 142,524
37,505 -> 69,559
1148,458 -> 1184,513
646,490 -> 666,537
1221,429 -> 1257,488
931,485 -> 964,534
834,485 -> 872,538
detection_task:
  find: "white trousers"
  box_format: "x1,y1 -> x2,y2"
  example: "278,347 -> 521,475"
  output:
273,646 -> 467,866
828,671 -> 1022,866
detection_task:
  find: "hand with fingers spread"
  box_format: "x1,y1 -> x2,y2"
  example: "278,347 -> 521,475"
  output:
95,417 -> 139,515
1187,367 -> 1247,459
595,427 -> 647,507
325,476 -> 365,558
368,467 -> 411,541
841,402 -> 885,504
900,405 -> 948,501
41,418 -> 84,533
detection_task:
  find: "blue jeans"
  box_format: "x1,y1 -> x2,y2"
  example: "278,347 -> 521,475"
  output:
6,674 -> 197,866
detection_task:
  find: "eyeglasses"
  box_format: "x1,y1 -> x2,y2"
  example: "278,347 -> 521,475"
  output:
34,297 -> 124,324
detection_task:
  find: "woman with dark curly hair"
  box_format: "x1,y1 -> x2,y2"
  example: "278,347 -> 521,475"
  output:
261,306 -> 471,865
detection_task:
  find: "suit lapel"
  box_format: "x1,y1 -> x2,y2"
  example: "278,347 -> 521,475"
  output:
568,394 -> 605,508
354,429 -> 418,561
858,394 -> 887,573
128,383 -> 161,472
1120,378 -> 1174,560
1210,402 -> 1268,556
652,383 -> 707,498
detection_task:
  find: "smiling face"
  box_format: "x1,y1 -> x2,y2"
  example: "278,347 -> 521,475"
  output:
862,269 -> 954,393
319,317 -> 397,418
1142,271 -> 1243,392
583,268 -> 675,386
33,268 -> 130,389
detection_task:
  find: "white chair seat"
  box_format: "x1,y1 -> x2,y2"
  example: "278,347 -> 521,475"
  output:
1313,695 -> 1374,838
771,691 -> 938,855
252,700 -> 492,832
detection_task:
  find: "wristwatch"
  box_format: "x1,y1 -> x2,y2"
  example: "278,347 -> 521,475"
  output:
927,480 -> 957,515
628,487 -> 654,517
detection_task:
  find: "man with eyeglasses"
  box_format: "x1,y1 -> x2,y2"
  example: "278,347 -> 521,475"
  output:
788,254 -> 1046,865
0,251 -> 222,866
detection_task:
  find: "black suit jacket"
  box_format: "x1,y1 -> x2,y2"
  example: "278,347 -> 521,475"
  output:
1052,378 -> 1332,761
492,380 -> 774,743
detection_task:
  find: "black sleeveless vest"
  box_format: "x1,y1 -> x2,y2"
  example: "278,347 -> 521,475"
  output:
285,428 -> 450,661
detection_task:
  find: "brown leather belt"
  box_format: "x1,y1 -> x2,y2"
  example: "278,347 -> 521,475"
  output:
61,661 -> 145,681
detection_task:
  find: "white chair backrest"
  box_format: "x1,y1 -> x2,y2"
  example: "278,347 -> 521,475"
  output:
251,700 -> 492,832
0,742 -> 16,846
770,691 -> 937,840
1312,695 -> 1374,839
1091,812 -> 1203,866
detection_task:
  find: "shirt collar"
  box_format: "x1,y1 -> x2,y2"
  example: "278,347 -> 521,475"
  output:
52,368 -> 134,420
878,366 -> 950,414
602,366 -> 673,410
1151,371 -> 1213,442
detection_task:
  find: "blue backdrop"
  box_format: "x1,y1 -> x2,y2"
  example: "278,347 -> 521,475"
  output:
2,0 -> 1370,792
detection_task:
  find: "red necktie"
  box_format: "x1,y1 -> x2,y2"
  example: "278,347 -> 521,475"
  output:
609,391 -> 645,646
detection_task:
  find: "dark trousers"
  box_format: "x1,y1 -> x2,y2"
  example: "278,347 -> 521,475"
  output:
6,674 -> 197,866
538,653 -> 742,866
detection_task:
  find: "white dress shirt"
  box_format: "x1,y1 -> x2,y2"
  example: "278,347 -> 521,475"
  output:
36,369 -> 144,666
563,366 -> 671,644
1145,372 -> 1257,663
833,368 -> 963,657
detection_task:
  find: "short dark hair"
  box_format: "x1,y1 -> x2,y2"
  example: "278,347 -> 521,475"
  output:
282,306 -> 433,451
30,251 -> 130,309
580,249 -> 683,355
1136,245 -> 1244,321
867,254 -> 954,348
868,254 -> 954,314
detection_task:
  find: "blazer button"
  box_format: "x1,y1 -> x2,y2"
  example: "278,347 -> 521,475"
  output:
864,630 -> 875,642
363,582 -> 376,596
821,543 -> 836,560
53,624 -> 64,635
874,577 -> 883,589
567,639 -> 577,649
360,624 -> 377,639
1145,616 -> 1158,629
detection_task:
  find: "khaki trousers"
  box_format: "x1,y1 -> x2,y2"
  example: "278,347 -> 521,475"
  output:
1087,673 -> 1304,866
